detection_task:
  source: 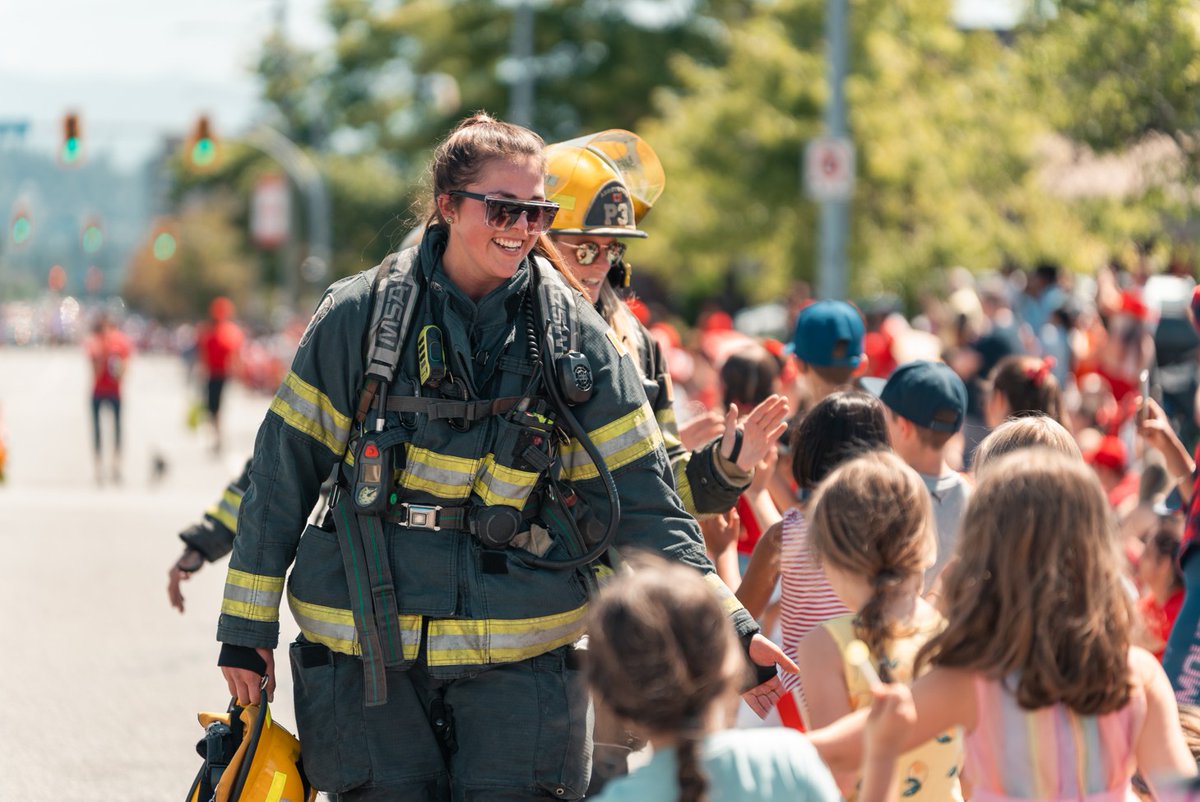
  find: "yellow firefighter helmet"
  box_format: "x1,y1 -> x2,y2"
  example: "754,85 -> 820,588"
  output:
545,129 -> 665,238
187,693 -> 315,802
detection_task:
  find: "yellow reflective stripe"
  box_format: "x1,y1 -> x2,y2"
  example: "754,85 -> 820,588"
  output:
657,407 -> 682,450
672,457 -> 697,516
473,454 -> 539,508
269,371 -> 351,456
206,486 -> 244,533
289,595 -> 360,655
221,569 -> 284,622
560,402 -> 663,481
265,772 -> 288,802
397,446 -> 476,500
426,604 -> 587,666
592,563 -> 617,590
288,594 -> 422,659
704,572 -> 747,617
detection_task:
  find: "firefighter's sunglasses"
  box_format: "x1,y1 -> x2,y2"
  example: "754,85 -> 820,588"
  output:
449,191 -> 560,235
571,241 -> 627,267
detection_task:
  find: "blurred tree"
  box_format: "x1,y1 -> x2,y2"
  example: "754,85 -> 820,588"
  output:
637,0 -> 1158,306
122,195 -> 255,322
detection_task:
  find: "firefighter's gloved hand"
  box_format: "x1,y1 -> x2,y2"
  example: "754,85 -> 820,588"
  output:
219,644 -> 276,705
167,547 -> 206,613
740,633 -> 799,719
720,394 -> 790,473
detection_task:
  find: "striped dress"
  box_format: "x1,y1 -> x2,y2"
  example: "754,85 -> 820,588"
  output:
965,674 -> 1147,802
778,507 -> 850,706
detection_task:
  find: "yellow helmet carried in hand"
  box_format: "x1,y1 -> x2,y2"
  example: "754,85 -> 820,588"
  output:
545,129 -> 665,239
187,692 -> 315,802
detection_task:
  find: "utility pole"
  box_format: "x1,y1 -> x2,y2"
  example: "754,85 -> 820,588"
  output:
507,1 -> 535,127
814,0 -> 852,300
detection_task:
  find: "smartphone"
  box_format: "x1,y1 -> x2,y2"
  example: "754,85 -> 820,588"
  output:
1138,369 -> 1151,422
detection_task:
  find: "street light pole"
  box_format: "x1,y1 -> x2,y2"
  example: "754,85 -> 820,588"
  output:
816,0 -> 850,301
244,125 -> 332,310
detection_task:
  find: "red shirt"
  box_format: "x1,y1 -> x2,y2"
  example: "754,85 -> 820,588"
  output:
85,329 -> 132,397
198,320 -> 244,378
1139,587 -> 1184,661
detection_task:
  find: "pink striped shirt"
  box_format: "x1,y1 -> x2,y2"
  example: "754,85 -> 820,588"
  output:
778,507 -> 850,701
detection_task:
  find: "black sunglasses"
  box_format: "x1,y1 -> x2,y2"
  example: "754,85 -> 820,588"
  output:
448,191 -> 559,235
571,240 -> 627,267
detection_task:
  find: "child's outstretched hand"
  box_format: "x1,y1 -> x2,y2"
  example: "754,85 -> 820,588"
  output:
1138,397 -> 1196,498
860,683 -> 918,802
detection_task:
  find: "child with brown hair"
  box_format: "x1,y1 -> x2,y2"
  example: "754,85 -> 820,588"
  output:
811,450 -> 1196,799
971,413 -> 1081,475
586,552 -> 840,802
984,354 -> 1067,428
796,451 -> 963,801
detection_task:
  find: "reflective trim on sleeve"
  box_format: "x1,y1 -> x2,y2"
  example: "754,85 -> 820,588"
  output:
656,406 -> 682,451
397,446 -> 476,501
672,458 -> 697,516
425,604 -> 588,666
703,572 -> 748,617
473,455 -> 540,508
206,486 -> 245,533
269,371 -> 351,456
221,569 -> 284,622
559,401 -> 663,481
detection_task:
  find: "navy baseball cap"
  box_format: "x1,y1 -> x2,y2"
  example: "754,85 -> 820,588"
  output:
878,360 -> 967,433
789,300 -> 864,367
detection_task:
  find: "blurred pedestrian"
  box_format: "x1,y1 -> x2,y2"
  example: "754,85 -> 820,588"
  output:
83,311 -> 131,484
585,552 -> 839,802
196,296 -> 244,454
871,360 -> 971,588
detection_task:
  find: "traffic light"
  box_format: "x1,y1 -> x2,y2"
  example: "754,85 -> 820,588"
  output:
81,217 -> 104,254
149,218 -> 179,262
188,114 -> 218,169
60,111 -> 82,166
10,204 -> 31,246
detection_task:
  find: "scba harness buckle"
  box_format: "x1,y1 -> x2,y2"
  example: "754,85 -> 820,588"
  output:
396,503 -> 444,531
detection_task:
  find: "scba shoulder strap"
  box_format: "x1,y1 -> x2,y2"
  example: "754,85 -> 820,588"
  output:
354,249 -> 591,423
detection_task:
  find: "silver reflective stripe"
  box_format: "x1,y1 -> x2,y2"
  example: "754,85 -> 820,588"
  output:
272,371 -> 351,455
473,455 -> 538,507
224,582 -> 283,610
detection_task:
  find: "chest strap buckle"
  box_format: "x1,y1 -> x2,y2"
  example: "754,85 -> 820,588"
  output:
395,503 -> 444,531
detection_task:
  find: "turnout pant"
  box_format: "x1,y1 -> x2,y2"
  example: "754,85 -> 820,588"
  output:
290,637 -> 592,802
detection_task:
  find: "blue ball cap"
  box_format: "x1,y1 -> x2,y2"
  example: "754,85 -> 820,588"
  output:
789,300 -> 864,368
879,360 -> 967,433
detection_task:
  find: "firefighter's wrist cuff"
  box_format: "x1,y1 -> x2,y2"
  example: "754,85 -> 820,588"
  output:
712,439 -> 752,488
218,643 -> 267,675
738,632 -> 777,690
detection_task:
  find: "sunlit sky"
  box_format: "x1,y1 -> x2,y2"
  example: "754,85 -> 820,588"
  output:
1,0 -> 1020,169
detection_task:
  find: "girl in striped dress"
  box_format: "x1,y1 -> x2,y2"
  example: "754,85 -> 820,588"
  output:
811,450 -> 1196,801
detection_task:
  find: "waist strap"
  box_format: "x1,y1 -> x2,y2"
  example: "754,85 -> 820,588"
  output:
386,395 -> 524,422
385,502 -> 470,532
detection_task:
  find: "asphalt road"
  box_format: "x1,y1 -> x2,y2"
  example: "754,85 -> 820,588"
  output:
0,346 -> 303,800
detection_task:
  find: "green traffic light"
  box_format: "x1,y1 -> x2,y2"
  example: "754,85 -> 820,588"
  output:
152,231 -> 177,261
12,217 -> 31,245
191,138 -> 216,167
62,137 -> 81,163
82,225 -> 103,254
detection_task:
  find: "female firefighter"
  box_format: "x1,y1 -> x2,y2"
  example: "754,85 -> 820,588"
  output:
544,130 -> 789,518
216,113 -> 793,801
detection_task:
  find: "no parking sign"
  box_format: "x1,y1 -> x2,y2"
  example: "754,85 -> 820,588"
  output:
804,136 -> 856,201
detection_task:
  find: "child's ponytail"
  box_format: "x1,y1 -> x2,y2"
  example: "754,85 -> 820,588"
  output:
855,568 -> 911,683
808,452 -> 935,680
677,734 -> 708,802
